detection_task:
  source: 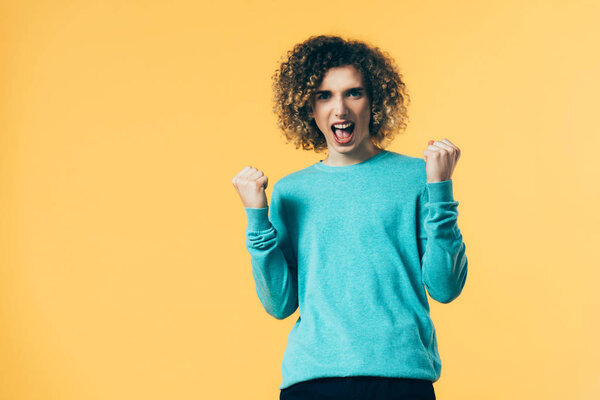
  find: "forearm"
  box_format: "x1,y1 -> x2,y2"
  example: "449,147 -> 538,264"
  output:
245,206 -> 298,319
420,180 -> 468,303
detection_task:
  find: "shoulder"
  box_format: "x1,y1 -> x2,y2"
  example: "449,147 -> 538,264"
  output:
380,150 -> 427,181
272,164 -> 318,194
384,150 -> 425,166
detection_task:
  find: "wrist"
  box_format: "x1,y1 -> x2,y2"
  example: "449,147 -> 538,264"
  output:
244,206 -> 271,231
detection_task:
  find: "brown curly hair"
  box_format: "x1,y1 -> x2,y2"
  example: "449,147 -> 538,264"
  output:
271,34 -> 410,153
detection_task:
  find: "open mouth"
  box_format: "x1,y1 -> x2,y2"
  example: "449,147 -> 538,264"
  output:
331,122 -> 355,144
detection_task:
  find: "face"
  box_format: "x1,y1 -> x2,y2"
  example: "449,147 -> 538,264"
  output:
309,65 -> 378,163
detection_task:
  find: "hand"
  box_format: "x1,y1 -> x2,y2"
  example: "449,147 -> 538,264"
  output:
423,138 -> 461,183
232,166 -> 269,208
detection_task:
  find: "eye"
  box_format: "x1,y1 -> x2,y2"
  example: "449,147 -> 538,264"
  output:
317,93 -> 330,100
349,90 -> 362,97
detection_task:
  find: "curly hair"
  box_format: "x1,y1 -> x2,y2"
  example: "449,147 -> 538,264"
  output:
271,34 -> 410,153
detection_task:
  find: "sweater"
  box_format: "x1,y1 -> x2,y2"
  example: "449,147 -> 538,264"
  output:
243,149 -> 468,390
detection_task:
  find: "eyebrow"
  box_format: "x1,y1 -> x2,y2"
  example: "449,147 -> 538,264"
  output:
314,87 -> 365,95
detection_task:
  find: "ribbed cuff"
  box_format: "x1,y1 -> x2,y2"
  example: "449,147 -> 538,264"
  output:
426,180 -> 454,203
244,206 -> 272,232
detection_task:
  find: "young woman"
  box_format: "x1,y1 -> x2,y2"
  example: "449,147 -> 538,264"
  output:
232,35 -> 467,400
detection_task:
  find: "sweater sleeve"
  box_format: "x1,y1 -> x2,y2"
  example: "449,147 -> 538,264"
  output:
417,179 -> 468,304
244,184 -> 298,319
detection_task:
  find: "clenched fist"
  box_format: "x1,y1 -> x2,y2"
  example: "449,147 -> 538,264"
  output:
423,138 -> 461,183
232,166 -> 269,209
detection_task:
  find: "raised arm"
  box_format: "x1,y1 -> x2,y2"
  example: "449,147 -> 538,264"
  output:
244,184 -> 298,319
417,180 -> 468,303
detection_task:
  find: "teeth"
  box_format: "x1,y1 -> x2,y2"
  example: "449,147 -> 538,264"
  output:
333,122 -> 353,129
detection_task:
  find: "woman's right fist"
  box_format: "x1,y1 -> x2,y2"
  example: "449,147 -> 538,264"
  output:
232,166 -> 269,208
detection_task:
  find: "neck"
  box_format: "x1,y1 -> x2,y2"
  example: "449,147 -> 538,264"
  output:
321,145 -> 382,167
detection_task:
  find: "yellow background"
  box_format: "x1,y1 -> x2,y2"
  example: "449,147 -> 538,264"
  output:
1,0 -> 599,399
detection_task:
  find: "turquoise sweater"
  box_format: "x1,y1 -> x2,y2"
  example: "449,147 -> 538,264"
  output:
243,150 -> 468,390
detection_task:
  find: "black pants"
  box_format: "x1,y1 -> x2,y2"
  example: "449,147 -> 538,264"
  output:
280,376 -> 436,400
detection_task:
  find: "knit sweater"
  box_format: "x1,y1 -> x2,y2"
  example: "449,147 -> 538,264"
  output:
243,149 -> 468,390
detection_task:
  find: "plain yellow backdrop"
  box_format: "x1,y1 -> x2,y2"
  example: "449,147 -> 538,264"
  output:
1,0 -> 599,399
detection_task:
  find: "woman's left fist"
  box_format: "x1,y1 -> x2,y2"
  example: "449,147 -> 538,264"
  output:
423,138 -> 461,183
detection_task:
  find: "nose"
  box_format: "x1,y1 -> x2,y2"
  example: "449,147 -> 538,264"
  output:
333,96 -> 348,117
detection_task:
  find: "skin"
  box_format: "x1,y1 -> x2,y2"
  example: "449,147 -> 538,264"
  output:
232,165 -> 269,209
423,138 -> 462,183
308,65 -> 381,167
232,66 -> 463,209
